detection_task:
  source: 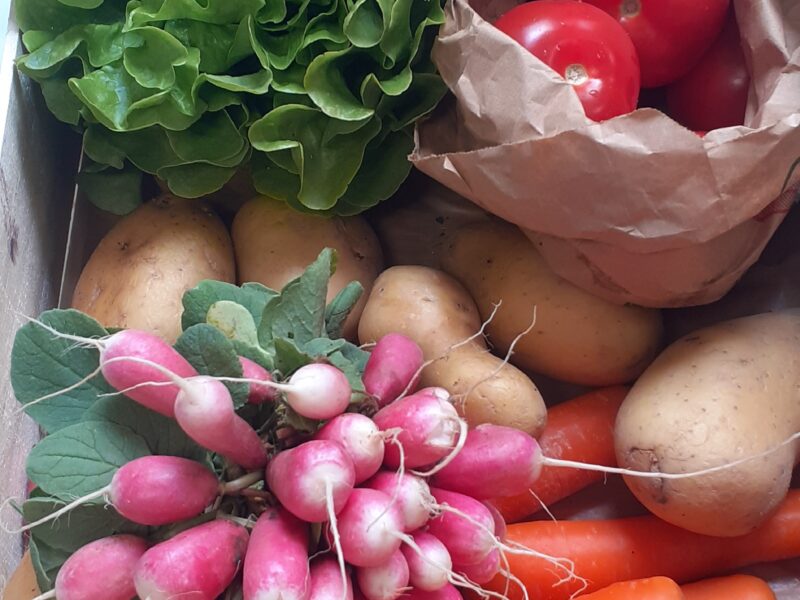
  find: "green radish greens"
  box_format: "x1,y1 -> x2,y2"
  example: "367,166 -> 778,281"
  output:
14,0 -> 447,215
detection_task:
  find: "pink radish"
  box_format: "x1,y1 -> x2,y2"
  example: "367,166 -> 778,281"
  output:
336,488 -> 405,567
266,440 -> 356,523
239,356 -> 277,404
134,520 -> 248,600
355,549 -> 410,600
426,488 -> 496,566
401,532 -> 452,592
20,456 -> 219,532
453,549 -> 501,585
174,376 -> 267,469
110,455 -> 219,526
316,413 -> 385,483
372,388 -> 464,469
310,556 -> 354,600
363,471 -> 431,532
101,330 -> 197,417
404,584 -> 463,600
430,424 -> 542,499
282,363 -> 351,420
36,535 -> 147,600
243,507 -> 311,600
363,333 -> 424,407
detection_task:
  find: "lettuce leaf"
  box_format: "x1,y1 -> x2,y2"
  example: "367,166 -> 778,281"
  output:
14,0 -> 445,215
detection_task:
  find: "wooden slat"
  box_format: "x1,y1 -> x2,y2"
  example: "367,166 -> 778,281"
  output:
0,23 -> 81,582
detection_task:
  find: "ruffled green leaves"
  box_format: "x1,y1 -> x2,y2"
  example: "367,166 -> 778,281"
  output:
14,0 -> 446,215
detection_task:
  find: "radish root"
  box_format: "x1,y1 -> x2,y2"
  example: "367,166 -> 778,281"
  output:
325,481 -> 348,600
541,429 -> 800,481
4,487 -> 109,534
452,307 -> 537,414
426,500 -> 587,596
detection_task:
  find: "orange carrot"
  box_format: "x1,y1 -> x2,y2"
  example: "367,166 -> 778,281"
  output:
577,577 -> 684,599
490,386 -> 628,523
484,490 -> 800,600
682,575 -> 776,600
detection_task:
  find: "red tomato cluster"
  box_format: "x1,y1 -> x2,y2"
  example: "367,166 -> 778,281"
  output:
494,0 -> 750,131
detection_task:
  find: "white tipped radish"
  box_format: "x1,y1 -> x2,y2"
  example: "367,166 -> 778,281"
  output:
101,330 -> 197,417
316,413 -> 385,483
401,532 -> 452,592
356,549 -> 410,600
430,424 -> 542,499
426,488 -> 496,566
32,535 -> 147,600
363,333 -> 424,407
239,356 -> 277,404
266,440 -> 356,523
363,471 -> 431,532
134,520 -> 248,600
18,456 -> 220,532
174,375 -> 267,469
453,549 -> 501,585
310,556 -> 354,600
243,507 -> 311,600
372,388 -> 463,469
110,455 -> 219,526
336,488 -> 405,567
283,363 -> 351,419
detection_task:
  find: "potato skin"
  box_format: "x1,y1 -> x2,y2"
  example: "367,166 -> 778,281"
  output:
232,197 -> 383,340
615,311 -> 800,537
71,195 -> 235,343
358,265 -> 547,437
440,221 -> 663,386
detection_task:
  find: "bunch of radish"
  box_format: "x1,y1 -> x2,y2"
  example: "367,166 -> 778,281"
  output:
26,328 -> 561,600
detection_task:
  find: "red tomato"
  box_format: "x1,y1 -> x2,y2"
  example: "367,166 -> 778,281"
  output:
584,0 -> 730,87
494,0 -> 640,122
665,13 -> 750,131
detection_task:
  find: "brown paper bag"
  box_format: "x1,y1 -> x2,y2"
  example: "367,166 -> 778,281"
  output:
411,0 -> 800,307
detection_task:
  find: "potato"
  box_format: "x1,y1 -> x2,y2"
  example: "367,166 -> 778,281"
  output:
232,196 -> 384,340
358,265 -> 547,436
2,551 -> 40,599
440,220 -> 663,386
615,311 -> 800,537
72,195 -> 235,343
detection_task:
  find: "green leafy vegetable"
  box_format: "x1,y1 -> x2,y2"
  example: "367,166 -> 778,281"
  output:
207,300 -> 261,347
258,247 -> 334,348
325,281 -> 363,338
182,280 -> 276,330
174,324 -> 249,407
10,309 -> 113,433
14,0 -> 446,215
85,396 -> 206,461
26,421 -> 151,499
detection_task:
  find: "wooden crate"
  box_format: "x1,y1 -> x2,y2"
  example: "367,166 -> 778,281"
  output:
0,3 -> 799,598
0,15 -> 82,584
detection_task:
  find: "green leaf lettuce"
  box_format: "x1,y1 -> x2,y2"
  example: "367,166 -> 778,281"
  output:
14,0 -> 446,215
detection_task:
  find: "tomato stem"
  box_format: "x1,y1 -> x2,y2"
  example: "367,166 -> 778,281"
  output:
564,64 -> 589,86
620,0 -> 640,18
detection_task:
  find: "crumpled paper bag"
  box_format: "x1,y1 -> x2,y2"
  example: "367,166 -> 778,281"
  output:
410,0 -> 800,307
